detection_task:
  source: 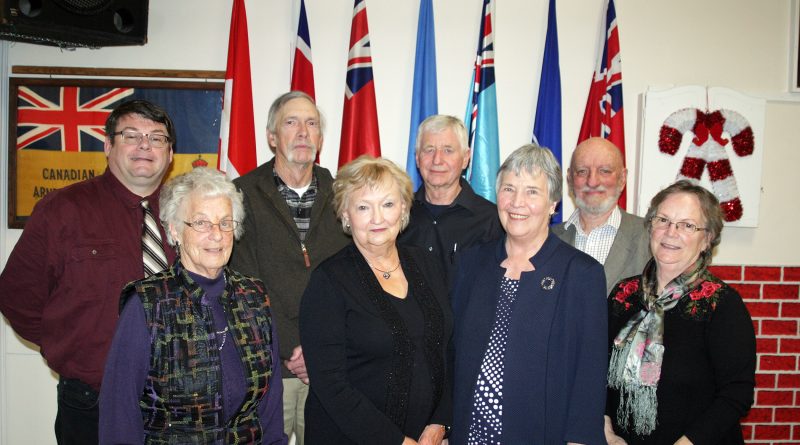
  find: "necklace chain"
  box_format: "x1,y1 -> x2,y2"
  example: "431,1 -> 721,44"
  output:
367,260 -> 401,280
216,326 -> 229,350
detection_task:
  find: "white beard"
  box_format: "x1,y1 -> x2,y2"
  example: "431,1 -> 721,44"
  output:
574,187 -> 619,216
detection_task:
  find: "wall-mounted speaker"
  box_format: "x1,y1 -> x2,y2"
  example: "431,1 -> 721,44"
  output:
0,0 -> 149,48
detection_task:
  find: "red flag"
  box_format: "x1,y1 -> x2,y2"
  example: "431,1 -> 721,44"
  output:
338,0 -> 381,168
218,0 -> 257,179
578,0 -> 626,207
291,0 -> 315,99
291,0 -> 320,164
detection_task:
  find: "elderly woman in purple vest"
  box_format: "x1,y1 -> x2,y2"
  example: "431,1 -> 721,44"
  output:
99,167 -> 287,444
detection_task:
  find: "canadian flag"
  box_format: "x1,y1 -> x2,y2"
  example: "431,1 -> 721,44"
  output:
218,0 -> 257,179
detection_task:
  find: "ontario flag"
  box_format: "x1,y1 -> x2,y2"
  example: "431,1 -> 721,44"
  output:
291,0 -> 315,99
578,0 -> 626,207
218,0 -> 257,180
464,0 -> 500,203
291,0 -> 318,163
339,0 -> 381,168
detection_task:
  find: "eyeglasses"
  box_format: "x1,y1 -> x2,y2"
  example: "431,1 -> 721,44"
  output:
649,216 -> 707,234
184,219 -> 239,233
112,131 -> 171,149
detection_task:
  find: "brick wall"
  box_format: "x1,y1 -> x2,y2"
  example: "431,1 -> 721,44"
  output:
708,265 -> 800,444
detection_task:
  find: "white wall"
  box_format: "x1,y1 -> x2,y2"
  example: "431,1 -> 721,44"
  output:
1,0 -> 798,442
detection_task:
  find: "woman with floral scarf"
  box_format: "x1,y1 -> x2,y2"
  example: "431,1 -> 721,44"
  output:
604,180 -> 755,445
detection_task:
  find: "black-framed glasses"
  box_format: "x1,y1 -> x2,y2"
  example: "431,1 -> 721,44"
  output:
184,219 -> 239,233
112,131 -> 171,149
649,216 -> 707,234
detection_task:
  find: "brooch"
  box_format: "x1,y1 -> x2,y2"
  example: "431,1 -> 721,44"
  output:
541,276 -> 555,290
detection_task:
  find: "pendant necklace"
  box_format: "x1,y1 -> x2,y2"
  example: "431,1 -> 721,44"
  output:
367,260 -> 401,280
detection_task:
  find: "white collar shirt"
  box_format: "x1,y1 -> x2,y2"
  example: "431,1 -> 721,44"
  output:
563,206 -> 621,265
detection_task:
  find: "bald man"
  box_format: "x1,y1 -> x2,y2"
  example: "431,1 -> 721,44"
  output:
552,137 -> 650,293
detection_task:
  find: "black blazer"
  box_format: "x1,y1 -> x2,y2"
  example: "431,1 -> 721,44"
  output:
300,243 -> 453,445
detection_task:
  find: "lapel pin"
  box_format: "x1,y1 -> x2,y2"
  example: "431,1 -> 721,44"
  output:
541,276 -> 556,290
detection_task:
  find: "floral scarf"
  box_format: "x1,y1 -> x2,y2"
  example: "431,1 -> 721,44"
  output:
607,256 -> 708,435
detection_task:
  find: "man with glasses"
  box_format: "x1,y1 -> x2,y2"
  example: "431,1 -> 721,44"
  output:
552,137 -> 650,293
230,91 -> 349,445
0,100 -> 176,444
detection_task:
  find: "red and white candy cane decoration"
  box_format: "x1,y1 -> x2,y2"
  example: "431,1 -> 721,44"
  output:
658,108 -> 754,222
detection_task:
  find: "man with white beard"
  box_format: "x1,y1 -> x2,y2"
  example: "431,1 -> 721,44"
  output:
552,137 -> 650,294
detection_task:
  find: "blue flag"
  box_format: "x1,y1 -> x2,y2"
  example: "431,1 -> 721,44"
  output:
533,0 -> 563,222
465,0 -> 500,203
406,0 -> 438,191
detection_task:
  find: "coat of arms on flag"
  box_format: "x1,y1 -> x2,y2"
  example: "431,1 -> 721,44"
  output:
578,0 -> 627,208
9,77 -> 223,227
339,0 -> 381,167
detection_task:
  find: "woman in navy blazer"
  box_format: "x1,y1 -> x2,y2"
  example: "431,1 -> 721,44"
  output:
450,144 -> 608,444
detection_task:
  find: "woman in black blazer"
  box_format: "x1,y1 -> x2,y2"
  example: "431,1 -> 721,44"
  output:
299,156 -> 452,445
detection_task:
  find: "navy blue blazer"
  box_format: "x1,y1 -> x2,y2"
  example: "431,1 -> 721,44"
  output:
451,233 -> 608,444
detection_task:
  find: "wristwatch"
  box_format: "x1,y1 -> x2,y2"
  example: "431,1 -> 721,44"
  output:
441,424 -> 451,439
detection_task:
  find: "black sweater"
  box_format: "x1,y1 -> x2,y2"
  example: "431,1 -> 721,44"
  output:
300,244 -> 453,445
607,275 -> 756,445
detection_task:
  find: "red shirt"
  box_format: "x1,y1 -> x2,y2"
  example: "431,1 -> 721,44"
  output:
0,169 -> 176,391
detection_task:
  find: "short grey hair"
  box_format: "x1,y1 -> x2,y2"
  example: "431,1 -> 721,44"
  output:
266,91 -> 325,135
644,179 -> 724,261
159,167 -> 245,245
496,144 -> 562,204
415,114 -> 469,154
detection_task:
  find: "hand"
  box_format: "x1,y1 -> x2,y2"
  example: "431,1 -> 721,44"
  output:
402,437 -> 419,445
604,415 -> 627,445
418,424 -> 445,445
283,345 -> 309,384
674,436 -> 693,445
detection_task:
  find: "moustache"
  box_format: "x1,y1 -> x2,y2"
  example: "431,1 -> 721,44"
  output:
578,186 -> 607,193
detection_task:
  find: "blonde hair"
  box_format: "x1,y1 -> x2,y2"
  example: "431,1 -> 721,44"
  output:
333,156 -> 413,234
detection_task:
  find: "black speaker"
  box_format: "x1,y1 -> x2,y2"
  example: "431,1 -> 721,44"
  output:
0,0 -> 149,48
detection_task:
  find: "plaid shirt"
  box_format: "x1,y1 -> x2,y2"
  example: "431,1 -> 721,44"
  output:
564,206 -> 621,265
274,169 -> 318,241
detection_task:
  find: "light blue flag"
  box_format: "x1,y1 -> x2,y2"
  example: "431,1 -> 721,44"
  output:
465,0 -> 500,203
406,0 -> 438,191
533,0 -> 563,223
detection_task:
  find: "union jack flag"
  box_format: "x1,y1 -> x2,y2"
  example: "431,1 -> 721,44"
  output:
338,0 -> 381,167
464,0 -> 500,202
578,0 -> 626,206
16,86 -> 133,152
